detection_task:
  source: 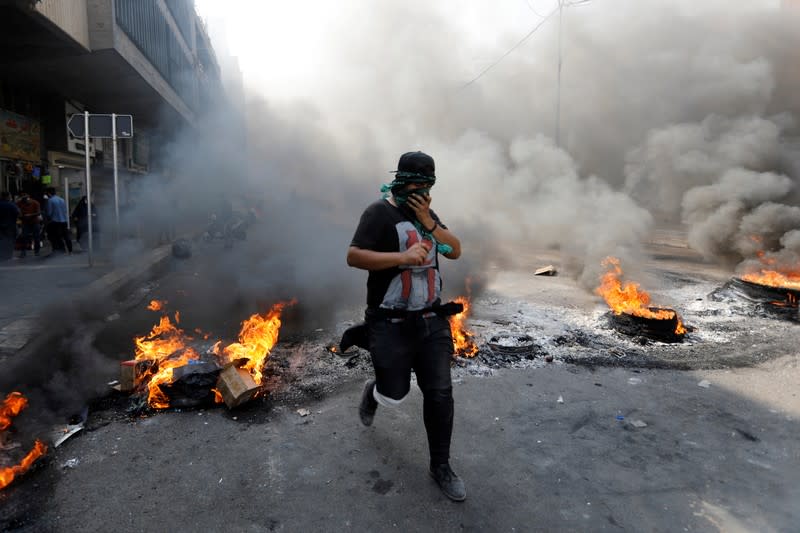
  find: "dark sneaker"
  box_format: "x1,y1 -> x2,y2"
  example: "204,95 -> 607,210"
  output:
430,463 -> 466,502
359,379 -> 378,426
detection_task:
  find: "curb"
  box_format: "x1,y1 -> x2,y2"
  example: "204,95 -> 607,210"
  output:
86,244 -> 172,299
0,244 -> 173,359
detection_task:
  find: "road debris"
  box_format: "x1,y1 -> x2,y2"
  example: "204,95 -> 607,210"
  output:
534,265 -> 558,276
216,364 -> 259,409
52,423 -> 84,448
61,458 -> 80,469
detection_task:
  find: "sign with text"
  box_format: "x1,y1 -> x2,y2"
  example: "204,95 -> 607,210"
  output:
0,109 -> 41,161
67,114 -> 133,139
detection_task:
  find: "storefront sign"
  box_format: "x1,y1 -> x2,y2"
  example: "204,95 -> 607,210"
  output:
0,109 -> 41,161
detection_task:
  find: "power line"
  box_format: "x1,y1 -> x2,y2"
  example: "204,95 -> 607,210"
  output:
526,0 -> 590,19
460,6 -> 559,89
525,0 -> 549,18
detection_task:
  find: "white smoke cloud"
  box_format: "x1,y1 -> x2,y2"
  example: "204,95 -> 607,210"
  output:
139,0 -> 800,310
626,117 -> 786,218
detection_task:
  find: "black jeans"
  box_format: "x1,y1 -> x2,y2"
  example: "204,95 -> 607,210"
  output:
20,223 -> 40,255
49,222 -> 72,253
366,309 -> 455,467
0,226 -> 15,260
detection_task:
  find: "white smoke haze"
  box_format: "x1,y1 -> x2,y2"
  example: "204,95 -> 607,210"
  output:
739,203 -> 800,253
749,228 -> 800,274
626,116 -> 787,218
12,0 -> 800,444
681,169 -> 794,261
7,0 -> 800,433
779,229 -> 800,254
146,0 -> 800,320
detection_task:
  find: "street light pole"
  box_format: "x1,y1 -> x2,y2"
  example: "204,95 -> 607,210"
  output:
84,111 -> 93,267
112,113 -> 120,237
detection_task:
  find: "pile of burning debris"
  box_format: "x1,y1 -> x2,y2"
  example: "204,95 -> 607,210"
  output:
0,299 -> 294,492
118,299 -> 293,411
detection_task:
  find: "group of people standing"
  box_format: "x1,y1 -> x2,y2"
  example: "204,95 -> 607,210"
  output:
0,189 -> 97,260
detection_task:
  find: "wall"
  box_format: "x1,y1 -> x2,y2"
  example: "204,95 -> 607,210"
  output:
35,0 -> 91,51
86,0 -> 114,50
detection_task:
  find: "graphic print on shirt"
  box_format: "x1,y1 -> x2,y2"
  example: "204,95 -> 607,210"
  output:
381,221 -> 440,310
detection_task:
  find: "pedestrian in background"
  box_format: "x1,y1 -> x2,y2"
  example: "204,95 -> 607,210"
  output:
44,187 -> 72,254
0,191 -> 19,261
346,151 -> 466,501
16,193 -> 41,258
72,196 -> 98,250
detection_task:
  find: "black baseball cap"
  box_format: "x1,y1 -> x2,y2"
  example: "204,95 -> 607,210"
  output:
395,151 -> 435,179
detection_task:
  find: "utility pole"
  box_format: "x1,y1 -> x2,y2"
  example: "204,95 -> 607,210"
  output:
555,0 -> 591,148
555,0 -> 563,147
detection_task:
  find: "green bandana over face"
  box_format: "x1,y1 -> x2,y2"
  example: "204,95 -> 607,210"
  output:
393,186 -> 432,205
379,170 -> 452,255
380,171 -> 436,205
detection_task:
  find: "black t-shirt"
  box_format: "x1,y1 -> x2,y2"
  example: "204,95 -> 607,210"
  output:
350,199 -> 447,310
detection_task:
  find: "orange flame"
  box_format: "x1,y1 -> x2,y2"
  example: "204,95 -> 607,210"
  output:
133,315 -> 202,408
0,440 -> 47,490
596,257 -> 686,334
216,301 -> 293,385
147,300 -> 166,312
742,270 -> 800,290
0,392 -> 47,491
212,388 -> 224,404
450,296 -> 479,357
134,316 -> 189,362
0,392 -> 28,431
740,237 -> 800,289
145,347 -> 202,409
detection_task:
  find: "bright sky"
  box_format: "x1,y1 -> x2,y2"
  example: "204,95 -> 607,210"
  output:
194,0 -> 551,100
195,0 -> 783,101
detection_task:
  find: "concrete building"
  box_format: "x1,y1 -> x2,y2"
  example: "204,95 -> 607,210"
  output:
0,0 -> 222,212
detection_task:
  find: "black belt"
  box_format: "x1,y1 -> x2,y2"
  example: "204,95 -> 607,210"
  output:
367,307 -> 435,319
366,301 -> 464,319
338,301 -> 465,354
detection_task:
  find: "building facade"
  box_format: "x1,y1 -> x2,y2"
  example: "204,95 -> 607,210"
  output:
0,0 -> 222,212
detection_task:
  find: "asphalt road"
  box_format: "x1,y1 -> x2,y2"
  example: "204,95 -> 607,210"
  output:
4,363 -> 799,532
1,235 -> 799,532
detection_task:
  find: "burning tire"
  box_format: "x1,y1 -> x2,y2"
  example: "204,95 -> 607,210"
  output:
608,307 -> 685,343
713,277 -> 800,321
